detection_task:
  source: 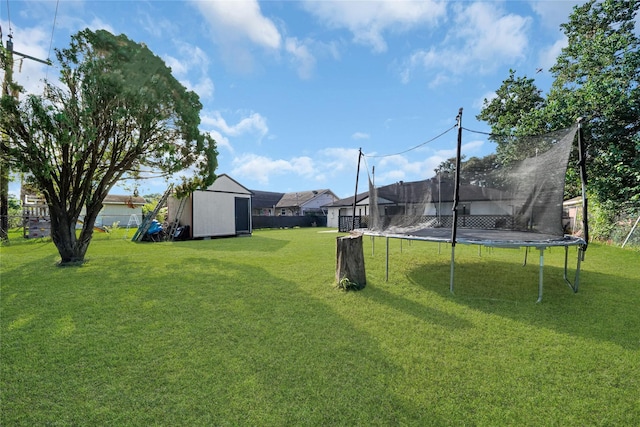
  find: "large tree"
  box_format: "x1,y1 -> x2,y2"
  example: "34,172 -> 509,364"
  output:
547,0 -> 640,208
478,0 -> 640,212
0,29 -> 217,264
476,69 -> 549,164
477,69 -> 546,136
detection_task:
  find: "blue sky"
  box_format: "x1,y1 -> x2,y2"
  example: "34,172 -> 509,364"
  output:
2,0 -> 588,199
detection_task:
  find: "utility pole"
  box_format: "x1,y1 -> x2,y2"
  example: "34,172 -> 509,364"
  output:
0,28 -> 51,240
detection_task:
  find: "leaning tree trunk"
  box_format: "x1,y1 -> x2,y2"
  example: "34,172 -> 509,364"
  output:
336,233 -> 366,290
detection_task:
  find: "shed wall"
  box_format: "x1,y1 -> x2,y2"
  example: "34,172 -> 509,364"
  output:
192,191 -> 242,237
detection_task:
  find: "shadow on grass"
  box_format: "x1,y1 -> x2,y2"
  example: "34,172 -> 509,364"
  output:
361,285 -> 473,331
1,254 -> 445,425
405,258 -> 640,350
159,233 -> 290,253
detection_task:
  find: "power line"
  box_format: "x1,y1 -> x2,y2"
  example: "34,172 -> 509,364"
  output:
47,0 -> 59,61
363,124 -> 457,158
45,0 -> 59,82
461,127 -> 493,136
3,0 -> 12,36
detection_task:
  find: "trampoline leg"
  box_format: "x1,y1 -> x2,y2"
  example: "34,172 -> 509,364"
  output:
385,237 -> 389,282
450,245 -> 456,294
563,246 -> 582,293
575,248 -> 582,292
537,248 -> 545,303
523,247 -> 529,266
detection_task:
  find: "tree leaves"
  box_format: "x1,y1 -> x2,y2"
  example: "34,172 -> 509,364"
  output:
477,0 -> 640,210
0,28 -> 219,263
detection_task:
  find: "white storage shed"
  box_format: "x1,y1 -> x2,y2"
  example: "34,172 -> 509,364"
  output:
168,174 -> 252,238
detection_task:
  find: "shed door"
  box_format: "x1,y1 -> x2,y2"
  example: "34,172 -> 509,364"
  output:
235,197 -> 250,234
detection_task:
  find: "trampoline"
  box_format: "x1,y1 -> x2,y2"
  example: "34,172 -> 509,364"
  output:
356,109 -> 589,302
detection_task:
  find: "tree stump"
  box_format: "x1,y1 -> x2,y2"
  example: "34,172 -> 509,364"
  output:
336,233 -> 366,290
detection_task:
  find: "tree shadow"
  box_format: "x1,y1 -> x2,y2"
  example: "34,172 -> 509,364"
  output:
1,254 -> 447,425
361,284 -> 473,331
406,259 -> 640,350
163,233 -> 290,253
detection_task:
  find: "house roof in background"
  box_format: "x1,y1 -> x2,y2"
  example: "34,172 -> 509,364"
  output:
275,189 -> 336,208
323,192 -> 370,208
251,190 -> 285,209
104,195 -> 146,206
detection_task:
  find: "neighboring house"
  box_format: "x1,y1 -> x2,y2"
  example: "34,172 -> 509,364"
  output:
324,192 -> 372,229
167,174 -> 252,239
371,178 -> 520,217
563,196 -> 584,235
275,189 -> 339,216
251,190 -> 284,216
94,195 -> 146,227
22,191 -> 144,238
326,177 -> 525,231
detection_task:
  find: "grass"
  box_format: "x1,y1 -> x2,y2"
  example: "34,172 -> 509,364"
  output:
1,227 -> 639,426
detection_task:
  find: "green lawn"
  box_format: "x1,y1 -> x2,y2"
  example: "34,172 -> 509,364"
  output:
1,228 -> 639,426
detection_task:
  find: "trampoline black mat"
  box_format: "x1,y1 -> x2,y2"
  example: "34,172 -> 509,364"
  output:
360,227 -> 586,248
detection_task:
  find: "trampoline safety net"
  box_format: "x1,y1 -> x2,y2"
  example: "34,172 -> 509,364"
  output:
367,125 -> 580,245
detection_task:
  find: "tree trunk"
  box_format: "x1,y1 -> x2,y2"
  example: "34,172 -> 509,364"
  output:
49,202 -> 97,265
336,233 -> 366,289
0,159 -> 8,240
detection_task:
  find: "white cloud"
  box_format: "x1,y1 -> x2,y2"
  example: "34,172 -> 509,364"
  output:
455,3 -> 530,61
206,129 -> 233,153
474,91 -> 498,109
163,42 -> 214,99
400,2 -> 531,85
228,147 -> 362,188
164,55 -> 189,77
318,147 -> 361,174
462,139 -> 485,153
352,132 -> 370,140
285,37 -> 316,79
231,153 -> 316,185
87,17 -> 116,35
538,37 -> 567,71
138,13 -> 176,39
203,111 -> 268,140
529,0 -> 585,30
372,153 -> 442,184
303,0 -> 447,53
365,137 -> 484,186
190,77 -> 215,99
192,0 -> 281,49
191,0 -> 281,72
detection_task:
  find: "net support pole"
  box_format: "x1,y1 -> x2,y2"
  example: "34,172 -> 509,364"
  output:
537,248 -> 545,303
577,117 -> 589,254
449,245 -> 456,294
450,108 -> 463,294
352,148 -> 362,231
622,214 -> 640,248
563,245 -> 582,292
385,237 -> 389,282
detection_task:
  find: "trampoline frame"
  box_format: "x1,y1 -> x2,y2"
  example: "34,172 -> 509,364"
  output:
363,231 -> 586,303
358,112 -> 589,303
